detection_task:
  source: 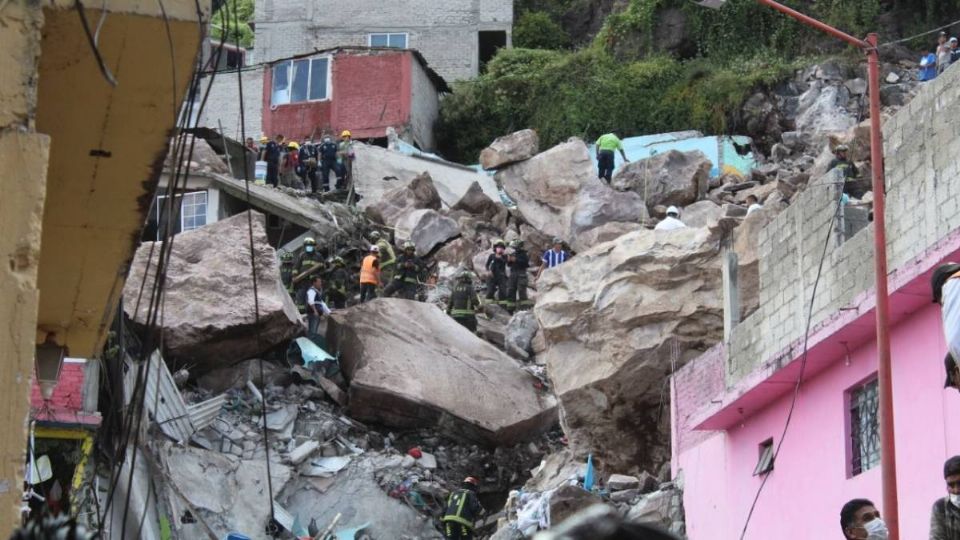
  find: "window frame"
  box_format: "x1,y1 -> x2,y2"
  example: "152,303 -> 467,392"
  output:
847,377 -> 880,477
753,438 -> 775,476
180,191 -> 208,233
270,56 -> 332,106
368,32 -> 409,49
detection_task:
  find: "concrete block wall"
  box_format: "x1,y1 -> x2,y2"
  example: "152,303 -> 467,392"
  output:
725,63 -> 960,383
197,68 -> 264,141
409,57 -> 440,150
252,0 -> 512,81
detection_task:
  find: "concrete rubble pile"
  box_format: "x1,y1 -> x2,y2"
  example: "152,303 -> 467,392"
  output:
123,211 -> 302,369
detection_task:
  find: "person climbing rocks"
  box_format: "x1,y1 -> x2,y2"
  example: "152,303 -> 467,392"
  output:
537,237 -> 570,280
326,256 -> 349,309
442,477 -> 484,540
337,130 -> 355,190
506,239 -> 532,312
485,239 -> 509,305
318,134 -> 339,192
294,237 -> 326,313
370,230 -> 396,285
595,132 -> 629,183
359,245 -> 380,303
279,251 -> 295,296
260,134 -> 284,188
447,271 -> 482,333
384,241 -> 423,300
306,275 -> 331,338
655,206 -> 687,231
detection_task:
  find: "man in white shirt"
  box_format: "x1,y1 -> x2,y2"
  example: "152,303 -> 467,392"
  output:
746,195 -> 763,215
306,275 -> 331,338
655,206 -> 687,231
933,263 -> 960,390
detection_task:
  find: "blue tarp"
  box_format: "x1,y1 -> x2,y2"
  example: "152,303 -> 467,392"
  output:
293,337 -> 336,366
583,454 -> 595,492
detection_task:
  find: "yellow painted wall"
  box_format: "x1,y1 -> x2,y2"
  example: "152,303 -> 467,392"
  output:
0,0 -> 49,531
35,9 -> 202,357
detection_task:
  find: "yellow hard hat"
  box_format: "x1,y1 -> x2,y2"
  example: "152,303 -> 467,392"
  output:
259,136 -> 269,143
288,142 -> 300,150
341,130 -> 352,138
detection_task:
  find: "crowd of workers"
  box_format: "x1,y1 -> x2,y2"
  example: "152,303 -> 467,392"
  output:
280,232 -> 573,342
244,130 -> 356,194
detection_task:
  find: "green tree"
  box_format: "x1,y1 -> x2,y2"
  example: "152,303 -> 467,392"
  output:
211,0 -> 255,48
514,11 -> 572,50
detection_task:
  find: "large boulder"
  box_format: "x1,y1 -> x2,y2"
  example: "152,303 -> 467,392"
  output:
680,200 -> 723,229
327,299 -> 558,445
497,139 -> 644,246
535,227 -> 724,473
480,129 -> 540,170
504,310 -> 539,361
124,212 -> 301,368
395,209 -> 460,257
364,172 -> 441,229
794,81 -> 856,150
611,150 -> 711,213
452,180 -> 501,220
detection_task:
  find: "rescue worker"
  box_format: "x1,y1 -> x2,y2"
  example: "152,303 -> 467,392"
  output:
326,256 -> 349,309
282,141 -> 301,188
655,206 -> 687,231
383,241 -> 423,300
337,130 -> 355,190
485,239 -> 508,304
318,135 -> 340,192
295,238 -> 326,313
506,239 -> 531,312
306,275 -> 331,338
595,132 -> 629,182
260,134 -> 284,188
299,138 -> 320,193
829,144 -> 859,180
370,230 -> 396,285
447,271 -> 482,332
279,251 -> 295,295
441,477 -> 484,540
359,246 -> 380,303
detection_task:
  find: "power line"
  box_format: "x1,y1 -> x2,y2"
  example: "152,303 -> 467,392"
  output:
738,181 -> 846,539
881,17 -> 960,48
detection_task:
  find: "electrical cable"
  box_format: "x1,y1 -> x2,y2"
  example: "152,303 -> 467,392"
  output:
74,0 -> 117,86
738,182 -> 846,539
881,17 -> 960,48
230,0 -> 278,531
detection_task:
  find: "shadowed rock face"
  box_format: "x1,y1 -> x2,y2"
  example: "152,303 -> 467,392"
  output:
123,211 -> 302,368
534,226 -> 725,473
326,298 -> 558,446
611,149 -> 712,214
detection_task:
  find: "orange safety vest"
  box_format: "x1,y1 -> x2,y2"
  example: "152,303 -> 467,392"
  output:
360,255 -> 380,285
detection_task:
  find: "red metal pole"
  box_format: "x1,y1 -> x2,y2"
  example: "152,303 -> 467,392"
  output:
756,0 -> 870,48
749,1 -> 900,536
865,33 -> 900,539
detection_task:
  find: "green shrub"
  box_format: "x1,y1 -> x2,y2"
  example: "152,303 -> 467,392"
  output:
514,11 -> 572,50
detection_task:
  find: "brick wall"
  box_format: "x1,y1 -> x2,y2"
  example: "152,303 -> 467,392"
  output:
251,0 -> 512,81
673,344 -> 727,453
724,63 -> 960,383
197,68 -> 264,140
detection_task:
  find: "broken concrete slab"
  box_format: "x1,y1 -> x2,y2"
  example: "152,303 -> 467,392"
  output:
549,485 -> 603,526
288,441 -> 320,465
480,129 -> 540,170
352,143 -> 500,209
607,474 -> 640,491
327,299 -> 557,445
124,212 -> 302,368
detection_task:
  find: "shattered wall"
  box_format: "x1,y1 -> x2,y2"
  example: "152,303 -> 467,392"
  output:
726,63 -> 960,383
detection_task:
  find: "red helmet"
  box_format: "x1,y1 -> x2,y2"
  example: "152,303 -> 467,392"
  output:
463,476 -> 479,486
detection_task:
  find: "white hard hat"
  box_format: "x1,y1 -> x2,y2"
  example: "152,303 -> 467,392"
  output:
667,206 -> 680,216
370,245 -> 380,253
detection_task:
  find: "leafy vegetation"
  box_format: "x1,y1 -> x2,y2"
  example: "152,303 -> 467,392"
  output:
211,0 -> 255,48
514,11 -> 572,50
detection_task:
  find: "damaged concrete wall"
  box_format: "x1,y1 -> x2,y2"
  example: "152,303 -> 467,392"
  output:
0,2 -> 49,529
726,61 -> 960,383
197,67 -> 264,141
409,52 -> 440,151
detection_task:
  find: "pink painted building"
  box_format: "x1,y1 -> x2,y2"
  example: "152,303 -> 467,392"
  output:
672,65 -> 960,539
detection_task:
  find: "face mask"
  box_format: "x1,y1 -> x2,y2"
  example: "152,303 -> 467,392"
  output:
950,493 -> 960,508
863,518 -> 889,540
305,246 -> 314,253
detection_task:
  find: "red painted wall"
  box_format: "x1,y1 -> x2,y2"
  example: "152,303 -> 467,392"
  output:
261,51 -> 414,142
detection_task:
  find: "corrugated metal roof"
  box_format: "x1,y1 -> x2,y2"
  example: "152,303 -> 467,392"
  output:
187,394 -> 227,431
142,351 -> 196,444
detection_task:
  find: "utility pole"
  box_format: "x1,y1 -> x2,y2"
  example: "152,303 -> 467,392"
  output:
697,1 -> 898,537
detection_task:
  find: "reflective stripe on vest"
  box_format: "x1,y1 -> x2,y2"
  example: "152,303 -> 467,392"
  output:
451,309 -> 475,316
360,255 -> 379,285
442,492 -> 474,529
